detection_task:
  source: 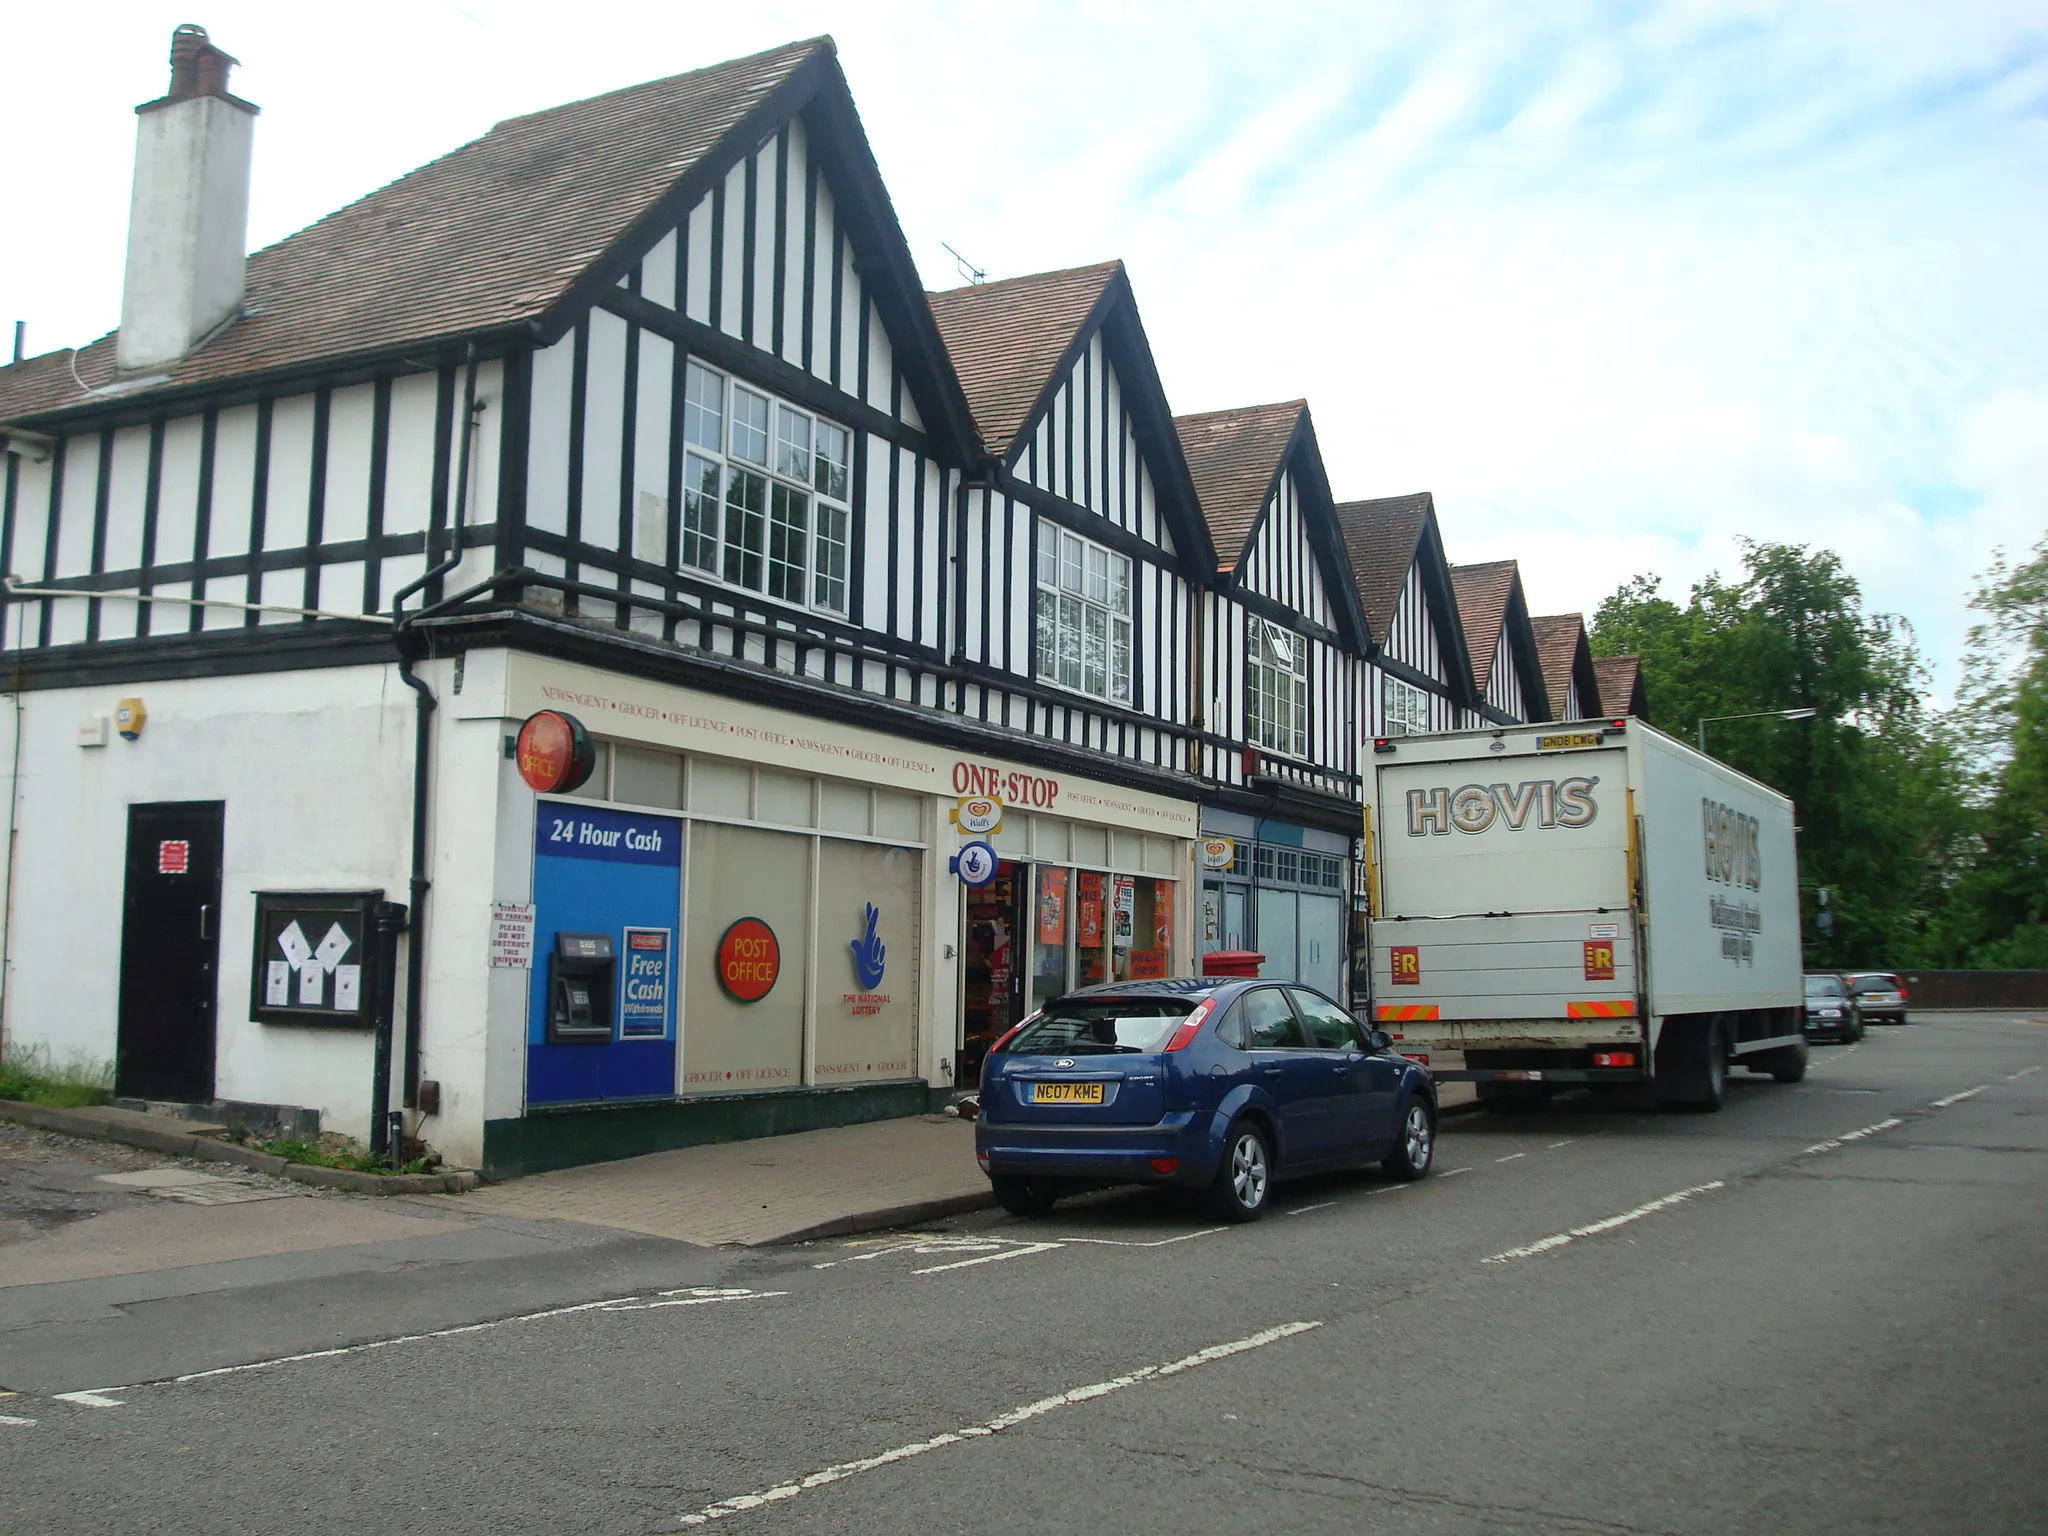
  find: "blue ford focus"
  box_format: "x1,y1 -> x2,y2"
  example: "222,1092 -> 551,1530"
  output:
975,977 -> 1437,1221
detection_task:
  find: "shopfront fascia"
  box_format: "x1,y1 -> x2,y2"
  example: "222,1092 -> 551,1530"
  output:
466,652 -> 1198,1176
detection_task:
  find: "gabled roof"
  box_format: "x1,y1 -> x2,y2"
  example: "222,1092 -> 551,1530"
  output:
1,38 -> 975,456
927,262 -> 1119,455
1175,402 -> 1367,650
926,261 -> 1214,570
1174,402 -> 1307,568
1332,493 -> 1431,645
1450,559 -> 1550,719
1532,614 -> 1602,720
1593,655 -> 1647,718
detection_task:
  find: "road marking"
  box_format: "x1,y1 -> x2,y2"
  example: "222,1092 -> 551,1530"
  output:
1495,1153 -> 1525,1163
1438,1166 -> 1473,1178
1286,1201 -> 1338,1216
913,1242 -> 1061,1275
1931,1085 -> 1987,1108
1482,1181 -> 1725,1264
1365,1183 -> 1411,1196
1799,1117 -> 1904,1157
2007,1066 -> 2041,1081
50,1289 -> 787,1407
672,1321 -> 1324,1526
1060,1228 -> 1226,1247
1546,1139 -> 1575,1149
1810,1042 -> 1862,1070
0,1414 -> 35,1426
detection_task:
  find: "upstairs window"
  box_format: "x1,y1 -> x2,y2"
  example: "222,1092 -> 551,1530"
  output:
1035,529 -> 1132,704
1246,620 -> 1308,757
1383,675 -> 1431,736
675,359 -> 852,615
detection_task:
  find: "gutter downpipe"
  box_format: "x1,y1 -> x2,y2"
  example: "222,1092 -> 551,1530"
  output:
389,353 -> 482,1115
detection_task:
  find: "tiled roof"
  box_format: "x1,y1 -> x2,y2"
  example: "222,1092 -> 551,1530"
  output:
1593,655 -> 1644,717
926,262 -> 1120,455
1532,613 -> 1597,718
0,39 -> 828,422
1332,493 -> 1432,643
1173,402 -> 1304,568
1449,560 -> 1517,693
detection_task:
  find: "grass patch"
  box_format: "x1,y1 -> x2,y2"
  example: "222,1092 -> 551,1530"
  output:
257,1136 -> 432,1177
0,1043 -> 114,1109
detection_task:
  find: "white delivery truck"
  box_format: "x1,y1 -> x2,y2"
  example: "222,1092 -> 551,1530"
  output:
1362,716 -> 1805,1111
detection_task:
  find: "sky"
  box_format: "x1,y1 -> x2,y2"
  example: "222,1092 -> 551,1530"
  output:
5,1 -> 2044,700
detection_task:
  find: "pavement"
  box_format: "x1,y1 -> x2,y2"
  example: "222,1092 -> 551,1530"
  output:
1,1012 -> 2041,1535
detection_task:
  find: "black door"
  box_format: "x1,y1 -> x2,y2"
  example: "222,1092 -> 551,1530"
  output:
115,802 -> 225,1103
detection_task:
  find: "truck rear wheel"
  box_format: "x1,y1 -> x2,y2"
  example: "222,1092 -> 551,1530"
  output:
1655,1016 -> 1727,1112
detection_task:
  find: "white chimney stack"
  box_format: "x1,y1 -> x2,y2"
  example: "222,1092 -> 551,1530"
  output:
117,24 -> 259,372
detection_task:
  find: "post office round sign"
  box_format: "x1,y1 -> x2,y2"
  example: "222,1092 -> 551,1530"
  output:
716,917 -> 781,1002
1199,837 -> 1236,870
952,840 -> 1000,889
951,795 -> 1004,836
516,710 -> 597,794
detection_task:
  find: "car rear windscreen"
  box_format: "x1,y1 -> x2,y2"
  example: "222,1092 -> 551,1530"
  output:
1804,976 -> 1845,997
1004,997 -> 1209,1055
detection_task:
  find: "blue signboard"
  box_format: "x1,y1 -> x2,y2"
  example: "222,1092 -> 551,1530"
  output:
526,803 -> 682,1106
619,926 -> 673,1039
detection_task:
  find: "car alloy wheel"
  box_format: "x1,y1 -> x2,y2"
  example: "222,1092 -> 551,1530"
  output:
1207,1123 -> 1271,1222
1384,1099 -> 1435,1181
1403,1102 -> 1432,1169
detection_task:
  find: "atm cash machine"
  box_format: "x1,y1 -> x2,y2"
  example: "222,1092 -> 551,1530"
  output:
546,932 -> 615,1043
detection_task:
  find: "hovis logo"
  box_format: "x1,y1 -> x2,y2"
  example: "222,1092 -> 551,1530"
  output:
1405,778 -> 1599,836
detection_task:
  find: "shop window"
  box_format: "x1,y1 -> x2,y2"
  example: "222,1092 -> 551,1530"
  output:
819,780 -> 871,835
1111,830 -> 1142,873
1072,823 -> 1108,868
872,790 -> 921,842
1246,619 -> 1308,757
1034,528 -> 1133,703
561,741 -> 611,801
688,758 -> 751,819
612,746 -> 683,810
680,823 -> 808,1094
813,841 -> 920,1084
755,769 -> 814,827
674,360 -> 852,616
1031,816 -> 1070,864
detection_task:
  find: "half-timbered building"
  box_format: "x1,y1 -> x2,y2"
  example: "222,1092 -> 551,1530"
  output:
1332,493 -> 1477,737
1449,560 -> 1549,725
923,260 -> 1210,1069
1175,402 -> 1367,1001
0,33 -> 1208,1176
1532,613 -> 1605,721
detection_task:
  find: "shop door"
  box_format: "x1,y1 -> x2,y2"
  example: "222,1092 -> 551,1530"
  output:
1299,894 -> 1345,999
959,860 -> 1026,1080
115,802 -> 225,1103
1256,888 -> 1299,983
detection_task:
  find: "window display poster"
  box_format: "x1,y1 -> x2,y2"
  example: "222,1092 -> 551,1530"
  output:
1078,870 -> 1103,947
1127,948 -> 1167,979
1154,880 -> 1174,951
1112,875 -> 1135,951
1037,867 -> 1068,946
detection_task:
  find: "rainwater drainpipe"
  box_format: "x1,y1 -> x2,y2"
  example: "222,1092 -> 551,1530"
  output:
389,352 -> 483,1115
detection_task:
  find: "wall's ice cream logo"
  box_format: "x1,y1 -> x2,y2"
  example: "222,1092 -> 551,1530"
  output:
1406,778 -> 1599,836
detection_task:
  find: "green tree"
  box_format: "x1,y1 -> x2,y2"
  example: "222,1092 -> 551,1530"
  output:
1591,542 -> 1965,966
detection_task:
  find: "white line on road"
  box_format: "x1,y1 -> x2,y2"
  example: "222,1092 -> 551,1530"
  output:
0,1414 -> 35,1426
1931,1085 -> 1987,1108
1799,1117 -> 1905,1157
1286,1201 -> 1339,1216
1546,1139 -> 1575,1149
1496,1153 -> 1526,1163
912,1242 -> 1061,1275
51,1289 -> 787,1407
1060,1228 -> 1227,1247
1438,1166 -> 1473,1178
2008,1066 -> 2042,1081
1482,1181 -> 1726,1264
672,1321 -> 1324,1526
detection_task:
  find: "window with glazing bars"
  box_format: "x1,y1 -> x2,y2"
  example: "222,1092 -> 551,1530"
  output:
675,359 -> 852,614
1383,675 -> 1431,737
1034,529 -> 1133,703
1246,619 -> 1308,757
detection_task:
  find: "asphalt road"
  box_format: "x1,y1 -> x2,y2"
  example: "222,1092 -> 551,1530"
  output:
4,1012 -> 2044,1535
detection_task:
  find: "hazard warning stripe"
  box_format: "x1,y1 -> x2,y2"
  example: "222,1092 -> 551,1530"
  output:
1566,999 -> 1638,1019
1375,1005 -> 1441,1022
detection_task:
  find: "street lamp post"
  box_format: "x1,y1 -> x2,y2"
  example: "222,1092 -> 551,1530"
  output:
1696,707 -> 1818,753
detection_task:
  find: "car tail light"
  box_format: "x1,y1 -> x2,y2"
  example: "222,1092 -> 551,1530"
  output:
1400,1052 -> 1429,1066
1149,1158 -> 1180,1175
1593,1050 -> 1637,1068
976,1149 -> 989,1170
1898,987 -> 1909,1002
1163,997 -> 1219,1052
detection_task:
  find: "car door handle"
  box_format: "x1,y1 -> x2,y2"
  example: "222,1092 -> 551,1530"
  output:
1261,1067 -> 1283,1078
1332,1065 -> 1349,1076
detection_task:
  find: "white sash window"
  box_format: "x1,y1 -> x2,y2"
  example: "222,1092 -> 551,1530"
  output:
1034,528 -> 1133,703
1383,674 -> 1431,736
1246,619 -> 1308,757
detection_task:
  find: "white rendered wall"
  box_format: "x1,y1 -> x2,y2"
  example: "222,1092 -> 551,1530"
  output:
119,94 -> 255,371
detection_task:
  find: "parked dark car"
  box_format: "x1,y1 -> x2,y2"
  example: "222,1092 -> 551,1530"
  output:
1845,972 -> 1909,1026
1803,973 -> 1863,1043
975,978 -> 1437,1222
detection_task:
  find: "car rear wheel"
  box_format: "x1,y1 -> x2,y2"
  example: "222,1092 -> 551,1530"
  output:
1382,1099 -> 1434,1181
1206,1122 -> 1272,1223
990,1176 -> 1059,1217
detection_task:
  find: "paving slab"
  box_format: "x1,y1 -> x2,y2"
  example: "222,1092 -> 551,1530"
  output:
452,1114 -> 991,1247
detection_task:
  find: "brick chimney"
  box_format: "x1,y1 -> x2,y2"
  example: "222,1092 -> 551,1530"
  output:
117,25 -> 260,372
